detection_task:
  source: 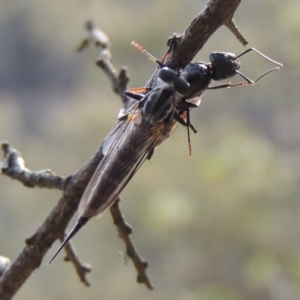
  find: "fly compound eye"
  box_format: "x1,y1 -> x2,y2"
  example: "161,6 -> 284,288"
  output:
158,67 -> 178,84
158,67 -> 190,95
173,78 -> 190,95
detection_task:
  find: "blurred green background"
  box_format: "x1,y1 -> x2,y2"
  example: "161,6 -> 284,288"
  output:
0,0 -> 299,299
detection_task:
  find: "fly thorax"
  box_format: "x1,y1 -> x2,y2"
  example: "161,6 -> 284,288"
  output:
141,87 -> 174,125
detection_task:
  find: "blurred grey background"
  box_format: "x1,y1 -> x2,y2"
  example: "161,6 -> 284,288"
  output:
0,0 -> 299,299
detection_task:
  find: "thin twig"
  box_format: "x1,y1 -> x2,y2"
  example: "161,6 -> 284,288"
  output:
224,18 -> 248,46
77,20 -> 130,108
1,142 -> 64,189
110,199 -> 153,290
63,239 -> 92,286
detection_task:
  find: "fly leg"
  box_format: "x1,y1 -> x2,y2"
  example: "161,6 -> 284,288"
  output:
146,148 -> 155,160
120,88 -> 153,120
174,110 -> 197,133
174,109 -> 197,156
125,87 -> 151,101
160,33 -> 182,64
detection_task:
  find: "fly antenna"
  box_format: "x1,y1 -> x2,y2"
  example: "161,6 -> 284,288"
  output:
132,41 -> 164,67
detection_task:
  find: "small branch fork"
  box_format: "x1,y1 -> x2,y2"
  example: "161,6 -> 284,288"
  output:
62,237 -> 92,286
1,143 -> 64,189
0,0 -> 244,298
76,20 -> 130,109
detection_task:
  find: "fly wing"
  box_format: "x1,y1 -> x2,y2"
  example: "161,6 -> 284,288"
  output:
101,116 -> 128,156
78,106 -> 172,219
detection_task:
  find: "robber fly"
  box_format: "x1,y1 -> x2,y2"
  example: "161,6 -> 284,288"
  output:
49,41 -> 282,263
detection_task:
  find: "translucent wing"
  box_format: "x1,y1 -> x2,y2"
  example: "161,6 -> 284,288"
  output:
78,103 -> 173,219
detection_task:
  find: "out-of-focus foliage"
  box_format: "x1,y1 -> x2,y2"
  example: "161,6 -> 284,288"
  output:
0,0 -> 299,299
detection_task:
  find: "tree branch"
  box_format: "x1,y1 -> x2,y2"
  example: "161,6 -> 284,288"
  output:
0,0 -> 244,298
